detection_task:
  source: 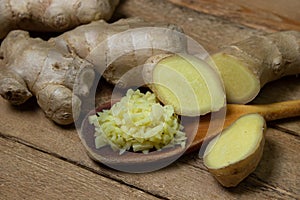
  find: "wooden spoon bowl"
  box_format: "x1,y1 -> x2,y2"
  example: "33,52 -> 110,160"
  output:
79,100 -> 199,173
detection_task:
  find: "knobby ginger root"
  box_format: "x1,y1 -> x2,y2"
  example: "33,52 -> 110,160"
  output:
0,31 -> 94,125
203,113 -> 266,187
53,18 -> 186,87
143,54 -> 225,116
0,0 -> 119,39
210,31 -> 300,104
0,18 -> 186,125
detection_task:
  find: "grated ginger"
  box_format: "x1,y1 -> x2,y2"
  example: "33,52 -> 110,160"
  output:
88,89 -> 187,154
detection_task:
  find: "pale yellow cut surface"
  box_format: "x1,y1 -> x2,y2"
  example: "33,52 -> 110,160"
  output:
204,114 -> 265,169
152,54 -> 225,116
211,53 -> 260,104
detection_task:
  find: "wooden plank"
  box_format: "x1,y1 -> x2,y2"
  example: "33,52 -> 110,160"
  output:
0,137 -> 159,200
166,0 -> 300,31
115,0 -> 263,52
1,133 -> 295,200
253,76 -> 300,104
272,118 -> 300,137
255,128 -> 299,196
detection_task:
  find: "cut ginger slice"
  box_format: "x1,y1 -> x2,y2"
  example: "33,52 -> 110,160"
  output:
144,53 -> 225,116
203,113 -> 266,187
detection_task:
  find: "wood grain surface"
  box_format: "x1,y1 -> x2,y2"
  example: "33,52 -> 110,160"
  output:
0,137 -> 159,200
167,0 -> 300,31
1,0 -> 300,199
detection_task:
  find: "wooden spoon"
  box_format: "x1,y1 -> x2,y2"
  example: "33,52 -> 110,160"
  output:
79,99 -> 300,172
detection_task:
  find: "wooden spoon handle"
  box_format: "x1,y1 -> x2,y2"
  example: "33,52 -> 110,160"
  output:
241,99 -> 300,121
186,99 -> 300,154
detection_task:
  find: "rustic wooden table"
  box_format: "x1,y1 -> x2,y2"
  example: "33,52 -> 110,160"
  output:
1,0 -> 299,199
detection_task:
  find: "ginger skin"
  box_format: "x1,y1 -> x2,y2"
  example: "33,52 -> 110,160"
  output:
210,31 -> 300,104
0,18 -> 186,125
0,0 -> 119,39
52,18 -> 186,87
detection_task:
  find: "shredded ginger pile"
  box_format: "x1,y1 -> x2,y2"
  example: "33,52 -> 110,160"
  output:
88,89 -> 187,154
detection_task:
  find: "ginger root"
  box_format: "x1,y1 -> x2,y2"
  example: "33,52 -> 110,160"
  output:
0,18 -> 186,125
143,53 -> 225,116
203,113 -> 266,187
0,31 -> 94,125
52,18 -> 186,87
0,0 -> 119,39
210,31 -> 300,104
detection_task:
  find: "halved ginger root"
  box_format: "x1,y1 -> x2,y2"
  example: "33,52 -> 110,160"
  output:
0,0 -> 119,39
143,54 -> 225,116
203,113 -> 266,187
209,31 -> 300,104
0,18 -> 186,125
